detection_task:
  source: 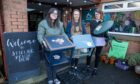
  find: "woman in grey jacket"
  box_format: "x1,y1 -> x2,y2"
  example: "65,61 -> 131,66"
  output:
37,8 -> 68,84
37,9 -> 68,44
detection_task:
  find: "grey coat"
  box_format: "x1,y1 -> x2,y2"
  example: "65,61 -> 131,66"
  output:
37,19 -> 68,44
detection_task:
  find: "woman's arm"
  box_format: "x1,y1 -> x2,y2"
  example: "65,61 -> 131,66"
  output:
65,21 -> 72,38
90,20 -> 94,36
60,22 -> 69,39
82,22 -> 87,34
37,21 -> 45,44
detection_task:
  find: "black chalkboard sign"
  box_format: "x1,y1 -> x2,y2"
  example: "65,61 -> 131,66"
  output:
2,32 -> 40,83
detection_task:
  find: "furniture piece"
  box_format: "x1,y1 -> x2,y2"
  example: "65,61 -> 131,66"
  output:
72,34 -> 95,58
71,34 -> 95,79
42,35 -> 74,82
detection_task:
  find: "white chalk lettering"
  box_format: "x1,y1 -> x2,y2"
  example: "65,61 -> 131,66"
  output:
11,49 -> 34,62
6,39 -> 36,48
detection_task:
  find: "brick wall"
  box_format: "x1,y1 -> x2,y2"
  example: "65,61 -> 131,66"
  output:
101,0 -> 115,3
127,41 -> 140,54
2,0 -> 28,32
102,41 -> 140,55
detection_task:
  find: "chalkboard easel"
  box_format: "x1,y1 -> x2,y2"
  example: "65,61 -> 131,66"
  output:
2,32 -> 40,83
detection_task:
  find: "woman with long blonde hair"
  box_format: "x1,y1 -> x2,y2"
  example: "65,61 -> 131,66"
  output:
66,9 -> 88,69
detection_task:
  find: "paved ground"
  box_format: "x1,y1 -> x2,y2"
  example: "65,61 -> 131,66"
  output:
39,58 -> 140,84
2,56 -> 140,84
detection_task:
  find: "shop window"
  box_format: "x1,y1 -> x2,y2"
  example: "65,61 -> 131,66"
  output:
102,1 -> 140,34
104,4 -> 123,9
128,2 -> 140,7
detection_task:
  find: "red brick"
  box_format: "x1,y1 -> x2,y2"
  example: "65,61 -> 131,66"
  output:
18,29 -> 24,32
2,0 -> 28,32
17,12 -> 21,15
101,0 -> 115,2
12,28 -> 19,32
10,11 -> 17,15
11,18 -> 17,21
127,41 -> 140,54
5,25 -> 12,32
12,21 -> 18,25
18,25 -> 24,29
23,28 -> 28,32
13,28 -> 23,32
18,22 -> 23,25
23,22 -> 27,26
6,18 -> 12,24
18,19 -> 26,22
22,15 -> 27,19
11,14 -> 18,19
8,14 -> 11,18
17,14 -> 23,19
11,25 -> 18,29
103,41 -> 140,55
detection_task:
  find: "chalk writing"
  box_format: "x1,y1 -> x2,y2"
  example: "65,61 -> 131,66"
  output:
7,39 -> 36,48
6,39 -> 36,62
11,49 -> 33,62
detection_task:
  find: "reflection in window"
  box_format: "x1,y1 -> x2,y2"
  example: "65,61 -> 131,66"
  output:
104,11 -> 140,34
128,2 -> 140,7
104,4 -> 123,9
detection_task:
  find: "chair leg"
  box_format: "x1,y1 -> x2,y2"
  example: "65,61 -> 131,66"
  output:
74,58 -> 79,68
86,56 -> 91,66
51,66 -> 55,84
71,58 -> 75,67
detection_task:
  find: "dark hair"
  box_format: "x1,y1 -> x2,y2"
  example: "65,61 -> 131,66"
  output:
71,9 -> 82,33
46,8 -> 60,28
93,10 -> 103,20
95,10 -> 102,14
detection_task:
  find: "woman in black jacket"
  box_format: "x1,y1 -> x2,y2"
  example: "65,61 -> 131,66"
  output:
89,10 -> 106,76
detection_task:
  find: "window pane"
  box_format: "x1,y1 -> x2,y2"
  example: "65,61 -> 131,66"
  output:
128,2 -> 140,7
105,4 -> 123,9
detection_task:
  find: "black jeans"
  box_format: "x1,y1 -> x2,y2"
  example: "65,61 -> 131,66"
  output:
41,44 -> 57,81
87,46 -> 103,68
44,54 -> 57,81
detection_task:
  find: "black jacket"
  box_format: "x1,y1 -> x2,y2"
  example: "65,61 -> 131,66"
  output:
90,20 -> 105,37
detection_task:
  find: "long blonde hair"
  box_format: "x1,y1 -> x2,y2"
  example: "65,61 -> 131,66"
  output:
71,9 -> 82,34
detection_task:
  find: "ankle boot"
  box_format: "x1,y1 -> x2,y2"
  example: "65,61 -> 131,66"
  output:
71,58 -> 75,67
91,68 -> 98,76
74,58 -> 79,67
